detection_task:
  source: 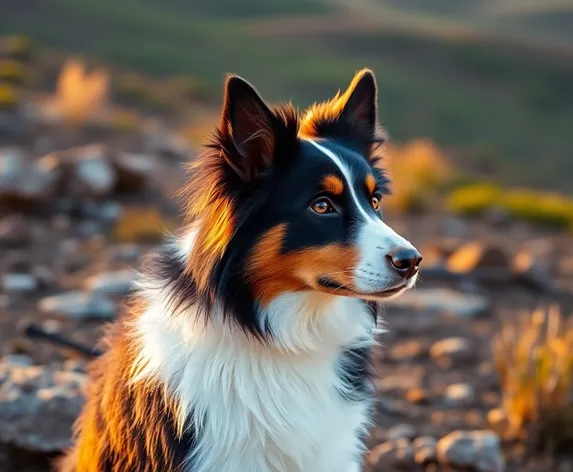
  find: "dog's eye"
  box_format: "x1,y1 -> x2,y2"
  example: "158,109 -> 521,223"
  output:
311,198 -> 334,215
371,196 -> 380,211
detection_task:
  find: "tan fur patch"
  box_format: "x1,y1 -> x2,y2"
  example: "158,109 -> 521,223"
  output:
247,224 -> 359,306
365,174 -> 376,194
321,174 -> 344,195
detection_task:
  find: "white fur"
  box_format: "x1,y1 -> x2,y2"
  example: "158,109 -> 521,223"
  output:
305,138 -> 418,294
129,236 -> 378,472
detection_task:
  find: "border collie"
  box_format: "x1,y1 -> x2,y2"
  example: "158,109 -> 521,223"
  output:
59,69 -> 421,472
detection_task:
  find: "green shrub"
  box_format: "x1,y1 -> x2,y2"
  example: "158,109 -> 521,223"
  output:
500,190 -> 573,228
446,183 -> 501,216
0,60 -> 26,85
0,82 -> 19,109
0,35 -> 32,61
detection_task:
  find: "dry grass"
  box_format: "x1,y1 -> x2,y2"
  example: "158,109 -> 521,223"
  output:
53,57 -> 109,124
0,82 -> 19,109
493,305 -> 573,450
383,138 -> 452,213
112,207 -> 178,242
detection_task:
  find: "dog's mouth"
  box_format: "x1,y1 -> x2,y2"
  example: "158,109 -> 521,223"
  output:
317,277 -> 406,299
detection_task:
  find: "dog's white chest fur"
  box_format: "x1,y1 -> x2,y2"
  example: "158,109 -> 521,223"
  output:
132,271 -> 377,472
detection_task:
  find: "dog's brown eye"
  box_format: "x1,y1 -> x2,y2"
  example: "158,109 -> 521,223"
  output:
312,198 -> 333,214
371,196 -> 380,211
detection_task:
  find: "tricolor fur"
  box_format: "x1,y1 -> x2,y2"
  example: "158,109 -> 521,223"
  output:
59,69 -> 421,472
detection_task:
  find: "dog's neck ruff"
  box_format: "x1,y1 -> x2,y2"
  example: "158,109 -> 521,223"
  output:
128,232 -> 378,472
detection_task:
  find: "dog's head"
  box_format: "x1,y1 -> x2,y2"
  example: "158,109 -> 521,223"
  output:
179,69 -> 421,338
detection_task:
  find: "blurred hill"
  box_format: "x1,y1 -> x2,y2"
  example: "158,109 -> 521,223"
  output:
1,0 -> 573,190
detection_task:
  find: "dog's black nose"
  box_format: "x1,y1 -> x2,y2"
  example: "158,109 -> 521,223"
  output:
386,248 -> 422,279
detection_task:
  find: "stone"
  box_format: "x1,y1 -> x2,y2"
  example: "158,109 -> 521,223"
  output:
110,243 -> 142,262
1,273 -> 37,293
38,291 -> 116,320
444,383 -> 475,407
446,241 -> 512,283
70,145 -> 116,198
413,435 -> 437,465
406,387 -> 429,405
387,423 -> 418,441
437,430 -> 505,472
376,366 -> 424,393
512,248 -> 553,291
390,340 -> 428,363
0,359 -> 86,452
368,438 -> 415,471
85,269 -> 137,296
430,337 -> 474,369
0,215 -> 31,247
388,288 -> 490,319
113,152 -> 155,191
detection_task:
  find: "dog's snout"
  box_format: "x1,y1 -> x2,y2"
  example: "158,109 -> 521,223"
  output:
386,248 -> 422,279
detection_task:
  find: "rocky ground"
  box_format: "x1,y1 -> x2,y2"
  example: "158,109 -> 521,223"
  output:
2,102 -> 573,472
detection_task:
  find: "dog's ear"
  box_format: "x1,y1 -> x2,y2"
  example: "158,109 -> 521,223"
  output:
337,69 -> 378,142
220,75 -> 276,182
301,69 -> 382,156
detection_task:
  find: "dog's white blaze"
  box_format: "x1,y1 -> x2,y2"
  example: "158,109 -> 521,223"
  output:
305,138 -> 416,293
130,237 -> 376,472
305,139 -> 374,223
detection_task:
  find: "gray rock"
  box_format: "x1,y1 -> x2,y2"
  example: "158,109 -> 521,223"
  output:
110,243 -> 142,262
444,383 -> 475,407
368,438 -> 415,471
388,288 -> 490,319
413,435 -> 437,465
387,423 -> 418,441
38,291 -> 116,320
113,152 -> 155,191
2,273 -> 37,293
430,337 -> 474,369
85,269 -> 137,296
71,145 -> 116,198
437,430 -> 505,472
0,215 -> 31,247
0,359 -> 86,452
512,248 -> 554,291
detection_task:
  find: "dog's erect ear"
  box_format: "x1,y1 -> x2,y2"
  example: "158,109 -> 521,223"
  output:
338,69 -> 378,141
220,75 -> 276,181
301,69 -> 381,156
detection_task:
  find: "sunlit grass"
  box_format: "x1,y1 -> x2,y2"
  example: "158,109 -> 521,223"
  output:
493,305 -> 573,450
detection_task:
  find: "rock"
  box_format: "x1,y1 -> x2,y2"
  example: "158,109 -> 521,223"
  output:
0,359 -> 86,452
406,387 -> 429,405
33,266 -> 59,290
390,340 -> 428,363
437,430 -> 505,472
376,366 -> 424,393
1,354 -> 32,367
38,291 -> 116,320
0,148 -> 60,205
110,243 -> 142,262
446,241 -> 512,283
388,288 -> 490,319
368,438 -> 415,471
512,248 -> 553,291
444,383 -> 475,407
70,145 -> 116,198
430,337 -> 474,369
487,408 -> 507,428
63,359 -> 88,374
1,273 -> 37,293
387,424 -> 418,441
0,215 -> 31,247
99,201 -> 122,222
413,435 -> 437,465
85,269 -> 137,296
113,152 -> 155,191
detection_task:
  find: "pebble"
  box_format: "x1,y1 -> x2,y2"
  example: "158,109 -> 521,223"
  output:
71,145 -> 117,198
0,215 -> 31,247
437,430 -> 505,472
85,269 -> 137,296
368,438 -> 415,471
388,288 -> 490,319
390,340 -> 428,363
38,291 -> 116,320
444,383 -> 475,407
110,243 -> 142,262
386,423 -> 418,441
406,387 -> 429,405
2,273 -> 37,293
430,337 -> 474,369
413,435 -> 437,465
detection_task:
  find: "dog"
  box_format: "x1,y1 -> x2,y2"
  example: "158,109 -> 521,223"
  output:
58,69 -> 421,472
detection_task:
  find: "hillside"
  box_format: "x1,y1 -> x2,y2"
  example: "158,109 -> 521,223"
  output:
1,0 -> 573,190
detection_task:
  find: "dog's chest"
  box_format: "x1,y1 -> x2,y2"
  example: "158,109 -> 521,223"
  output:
181,352 -> 372,472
